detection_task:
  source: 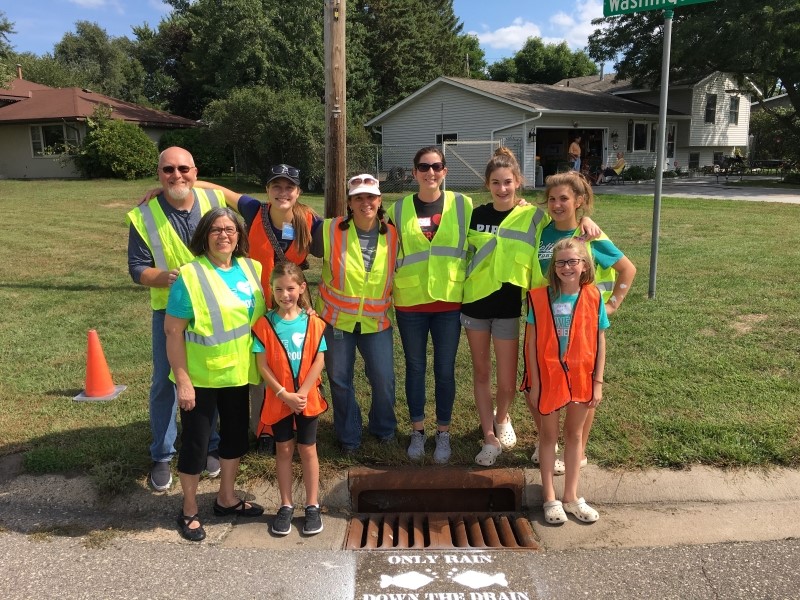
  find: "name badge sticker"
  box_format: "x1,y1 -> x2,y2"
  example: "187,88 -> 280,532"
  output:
282,222 -> 295,240
417,217 -> 432,228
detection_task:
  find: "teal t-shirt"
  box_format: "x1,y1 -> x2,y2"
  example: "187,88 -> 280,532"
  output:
253,311 -> 327,378
526,289 -> 610,358
537,223 -> 624,275
166,259 -> 257,322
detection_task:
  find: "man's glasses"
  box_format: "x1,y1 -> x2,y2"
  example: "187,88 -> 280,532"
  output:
161,165 -> 195,174
415,162 -> 445,173
271,164 -> 300,178
209,226 -> 238,237
554,258 -> 583,268
348,176 -> 378,187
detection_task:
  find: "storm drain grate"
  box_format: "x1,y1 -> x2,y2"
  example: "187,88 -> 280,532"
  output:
345,512 -> 537,550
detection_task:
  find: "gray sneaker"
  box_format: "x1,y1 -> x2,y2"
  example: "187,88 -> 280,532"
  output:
271,505 -> 294,536
433,431 -> 451,464
407,430 -> 427,460
149,461 -> 172,492
205,452 -> 221,478
303,505 -> 323,535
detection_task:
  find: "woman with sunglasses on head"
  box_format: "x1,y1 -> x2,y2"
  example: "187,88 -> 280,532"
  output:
309,175 -> 398,454
386,147 -> 473,464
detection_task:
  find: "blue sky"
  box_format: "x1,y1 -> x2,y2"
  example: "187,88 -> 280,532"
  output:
4,0 -> 605,64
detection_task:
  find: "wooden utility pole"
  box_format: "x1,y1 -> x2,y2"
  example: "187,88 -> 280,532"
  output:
324,0 -> 346,217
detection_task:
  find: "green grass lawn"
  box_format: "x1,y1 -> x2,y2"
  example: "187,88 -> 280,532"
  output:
1,177 -> 798,494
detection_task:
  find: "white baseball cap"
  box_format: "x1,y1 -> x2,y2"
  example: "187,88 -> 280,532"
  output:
347,174 -> 381,196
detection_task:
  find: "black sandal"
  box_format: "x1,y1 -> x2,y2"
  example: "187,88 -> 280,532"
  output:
213,498 -> 264,517
176,513 -> 206,541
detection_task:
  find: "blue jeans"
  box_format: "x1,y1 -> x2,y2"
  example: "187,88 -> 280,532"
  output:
149,310 -> 219,462
324,324 -> 396,450
395,309 -> 461,426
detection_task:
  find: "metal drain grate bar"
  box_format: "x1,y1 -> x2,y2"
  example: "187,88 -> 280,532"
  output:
345,512 -> 537,550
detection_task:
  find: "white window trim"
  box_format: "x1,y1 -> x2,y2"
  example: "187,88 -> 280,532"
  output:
30,123 -> 80,158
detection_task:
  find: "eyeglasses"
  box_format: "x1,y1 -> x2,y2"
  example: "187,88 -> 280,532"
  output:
271,164 -> 300,178
554,258 -> 583,268
209,226 -> 238,237
161,165 -> 195,174
348,176 -> 378,188
415,162 -> 445,173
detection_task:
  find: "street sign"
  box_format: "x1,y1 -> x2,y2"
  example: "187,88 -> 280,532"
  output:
604,0 -> 715,17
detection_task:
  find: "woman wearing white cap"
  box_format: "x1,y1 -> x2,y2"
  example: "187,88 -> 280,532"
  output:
310,175 -> 399,453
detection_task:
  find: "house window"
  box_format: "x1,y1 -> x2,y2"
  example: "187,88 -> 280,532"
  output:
30,124 -> 80,156
688,152 -> 700,169
666,124 -> 676,158
436,133 -> 458,145
633,122 -> 649,151
729,97 -> 740,125
713,151 -> 724,166
626,120 -> 634,152
649,123 -> 657,153
705,94 -> 717,124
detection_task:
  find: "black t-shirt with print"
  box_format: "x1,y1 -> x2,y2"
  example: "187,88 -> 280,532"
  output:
461,203 -> 524,319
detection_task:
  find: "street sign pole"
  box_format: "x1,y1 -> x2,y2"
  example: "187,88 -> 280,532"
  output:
648,10 -> 673,299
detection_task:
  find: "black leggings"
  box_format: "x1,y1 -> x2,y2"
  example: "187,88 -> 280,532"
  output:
177,385 -> 249,475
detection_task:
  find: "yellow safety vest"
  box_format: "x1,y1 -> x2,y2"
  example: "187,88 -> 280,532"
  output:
127,189 -> 225,310
463,205 -> 550,304
388,191 -> 473,306
529,229 -> 617,302
172,255 -> 266,388
316,217 -> 398,333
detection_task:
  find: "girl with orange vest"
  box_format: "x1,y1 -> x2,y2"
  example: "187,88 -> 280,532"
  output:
252,262 -> 327,536
526,238 -> 608,525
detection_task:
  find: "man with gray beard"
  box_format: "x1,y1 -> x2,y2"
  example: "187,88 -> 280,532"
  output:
127,147 -> 226,491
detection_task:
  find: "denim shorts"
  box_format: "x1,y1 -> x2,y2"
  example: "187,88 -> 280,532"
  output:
460,314 -> 520,340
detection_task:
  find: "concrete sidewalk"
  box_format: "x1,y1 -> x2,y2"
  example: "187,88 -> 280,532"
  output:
1,458 -> 799,552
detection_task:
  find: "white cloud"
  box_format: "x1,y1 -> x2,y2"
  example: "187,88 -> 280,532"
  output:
68,0 -> 124,13
550,0 -> 605,50
148,0 -> 172,15
469,17 -> 542,52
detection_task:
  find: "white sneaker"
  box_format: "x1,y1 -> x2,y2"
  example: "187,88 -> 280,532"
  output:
433,431 -> 451,464
531,443 -> 565,475
407,430 -> 427,460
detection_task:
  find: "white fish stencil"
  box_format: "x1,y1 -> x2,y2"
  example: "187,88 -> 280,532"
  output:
449,570 -> 508,589
380,572 -> 434,590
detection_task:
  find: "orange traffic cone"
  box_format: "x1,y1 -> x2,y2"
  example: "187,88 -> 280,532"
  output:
73,329 -> 126,402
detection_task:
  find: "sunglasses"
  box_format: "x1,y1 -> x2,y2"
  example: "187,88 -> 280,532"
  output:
271,164 -> 300,178
415,162 -> 445,173
161,165 -> 195,174
348,176 -> 378,188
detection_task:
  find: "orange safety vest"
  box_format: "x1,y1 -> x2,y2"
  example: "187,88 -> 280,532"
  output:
248,203 -> 313,308
317,217 -> 398,333
252,314 -> 328,434
527,285 -> 601,415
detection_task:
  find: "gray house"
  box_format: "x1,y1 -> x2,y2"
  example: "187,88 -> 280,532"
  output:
365,72 -> 750,188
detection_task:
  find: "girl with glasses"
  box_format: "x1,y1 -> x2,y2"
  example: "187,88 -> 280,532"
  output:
386,147 -> 472,464
527,237 -> 607,525
522,171 -> 636,473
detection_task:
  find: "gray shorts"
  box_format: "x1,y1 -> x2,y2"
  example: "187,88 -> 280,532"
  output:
460,314 -> 520,340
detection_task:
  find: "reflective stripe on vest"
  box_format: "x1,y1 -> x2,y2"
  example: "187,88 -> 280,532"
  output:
184,257 -> 264,346
389,191 -> 472,306
317,217 -> 397,332
128,188 -> 225,309
466,206 -> 545,277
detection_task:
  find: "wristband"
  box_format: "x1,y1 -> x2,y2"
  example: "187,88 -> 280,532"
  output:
276,386 -> 286,397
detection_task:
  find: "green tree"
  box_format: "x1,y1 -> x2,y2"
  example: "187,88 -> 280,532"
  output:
459,34 -> 488,79
749,108 -> 800,163
10,52 -> 90,88
73,105 -> 159,179
587,0 -> 799,134
0,10 -> 15,87
490,37 -> 597,84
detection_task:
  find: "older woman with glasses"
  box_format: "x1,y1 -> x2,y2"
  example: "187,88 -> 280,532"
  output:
387,147 -> 473,464
165,206 -> 267,541
309,175 -> 398,453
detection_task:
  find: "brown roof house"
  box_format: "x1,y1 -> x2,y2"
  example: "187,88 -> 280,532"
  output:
0,67 -> 196,179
